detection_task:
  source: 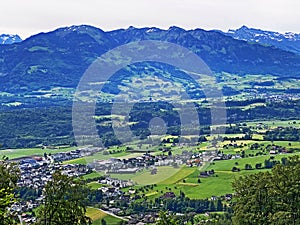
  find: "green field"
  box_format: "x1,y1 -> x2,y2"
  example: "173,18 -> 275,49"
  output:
221,140 -> 300,151
86,207 -> 123,225
206,154 -> 299,171
125,152 -> 300,199
0,147 -> 78,160
109,166 -> 183,185
63,151 -> 130,165
87,182 -> 106,190
82,172 -> 104,180
158,167 -> 196,185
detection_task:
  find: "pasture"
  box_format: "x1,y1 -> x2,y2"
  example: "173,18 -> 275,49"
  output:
86,207 -> 123,225
0,146 -> 78,160
126,152 -> 300,199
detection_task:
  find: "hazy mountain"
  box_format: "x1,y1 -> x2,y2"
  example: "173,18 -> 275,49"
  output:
223,25 -> 300,54
0,25 -> 300,95
0,34 -> 22,44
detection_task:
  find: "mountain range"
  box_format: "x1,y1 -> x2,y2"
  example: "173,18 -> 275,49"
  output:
222,25 -> 300,54
0,25 -> 300,96
0,34 -> 22,44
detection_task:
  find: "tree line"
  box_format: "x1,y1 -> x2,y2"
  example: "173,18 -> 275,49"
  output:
1,99 -> 300,149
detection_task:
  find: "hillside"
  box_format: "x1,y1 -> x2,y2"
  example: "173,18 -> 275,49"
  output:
0,25 -> 300,96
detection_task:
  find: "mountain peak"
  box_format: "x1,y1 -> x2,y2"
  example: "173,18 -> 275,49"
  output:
57,24 -> 105,34
124,26 -> 163,33
0,34 -> 22,44
239,25 -> 250,30
168,26 -> 186,32
224,26 -> 300,54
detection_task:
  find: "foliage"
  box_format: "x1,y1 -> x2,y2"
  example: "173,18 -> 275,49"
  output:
232,155 -> 300,225
0,107 -> 75,149
197,212 -> 233,225
1,99 -> 300,149
35,171 -> 92,225
156,211 -> 179,225
0,156 -> 20,225
126,194 -> 223,214
15,187 -> 42,202
264,127 -> 300,141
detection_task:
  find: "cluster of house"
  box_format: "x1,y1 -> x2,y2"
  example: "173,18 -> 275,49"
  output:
99,177 -> 134,198
89,151 -> 203,174
10,148 -> 99,225
126,213 -> 158,224
50,147 -> 100,162
268,144 -> 289,154
88,156 -> 145,174
15,147 -> 106,189
211,193 -> 233,201
186,152 -> 204,167
213,152 -> 242,161
10,201 -> 38,224
18,157 -> 91,189
99,177 -> 134,188
264,93 -> 299,102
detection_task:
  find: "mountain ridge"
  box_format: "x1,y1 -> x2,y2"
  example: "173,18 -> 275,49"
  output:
1,25 -> 300,95
222,25 -> 300,54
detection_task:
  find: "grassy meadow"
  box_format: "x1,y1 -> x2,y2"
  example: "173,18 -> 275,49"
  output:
86,207 -> 123,225
0,146 -> 78,160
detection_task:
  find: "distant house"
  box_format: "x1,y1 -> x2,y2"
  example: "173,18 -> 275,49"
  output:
162,192 -> 175,199
151,168 -> 157,175
225,194 -> 233,201
33,157 -> 43,161
200,171 -> 209,178
211,196 -> 217,201
114,168 -> 140,174
200,170 -> 215,178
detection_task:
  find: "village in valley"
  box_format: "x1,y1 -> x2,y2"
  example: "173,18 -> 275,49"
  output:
5,118 -> 300,224
1,19 -> 300,224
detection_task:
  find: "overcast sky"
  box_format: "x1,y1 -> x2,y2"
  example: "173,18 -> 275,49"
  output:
1,0 -> 300,39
